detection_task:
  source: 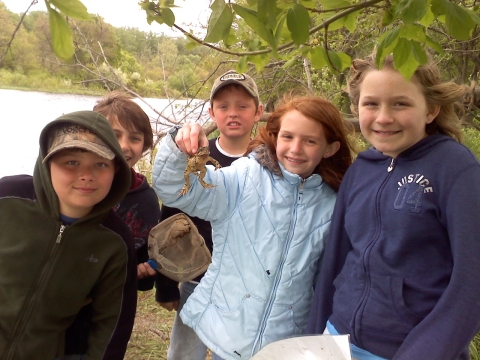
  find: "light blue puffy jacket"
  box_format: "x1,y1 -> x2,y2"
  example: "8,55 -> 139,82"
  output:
153,135 -> 337,360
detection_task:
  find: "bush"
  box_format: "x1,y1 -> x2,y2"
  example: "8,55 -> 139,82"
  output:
463,127 -> 480,159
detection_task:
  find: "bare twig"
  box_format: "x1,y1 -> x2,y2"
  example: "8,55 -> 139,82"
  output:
0,0 -> 38,65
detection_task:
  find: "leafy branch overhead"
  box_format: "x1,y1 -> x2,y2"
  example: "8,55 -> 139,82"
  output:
45,0 -> 91,59
46,0 -> 479,79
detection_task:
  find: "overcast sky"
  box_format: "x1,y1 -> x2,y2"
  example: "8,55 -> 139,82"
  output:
2,0 -> 212,37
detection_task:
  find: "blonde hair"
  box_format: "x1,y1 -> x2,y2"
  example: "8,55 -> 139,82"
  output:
347,53 -> 470,142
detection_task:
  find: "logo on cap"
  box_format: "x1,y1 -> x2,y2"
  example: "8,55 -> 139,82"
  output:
210,70 -> 259,101
220,73 -> 246,82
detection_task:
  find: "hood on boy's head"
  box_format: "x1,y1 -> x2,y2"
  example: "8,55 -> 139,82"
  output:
33,110 -> 131,219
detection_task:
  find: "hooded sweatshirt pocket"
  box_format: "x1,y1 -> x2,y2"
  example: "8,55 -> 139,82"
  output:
362,274 -> 423,337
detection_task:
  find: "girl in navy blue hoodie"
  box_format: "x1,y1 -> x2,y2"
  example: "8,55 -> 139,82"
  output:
306,53 -> 480,360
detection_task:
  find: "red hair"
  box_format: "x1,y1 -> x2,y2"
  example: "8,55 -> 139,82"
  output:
246,94 -> 354,192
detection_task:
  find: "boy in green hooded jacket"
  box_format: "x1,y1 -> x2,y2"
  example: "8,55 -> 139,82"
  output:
0,111 -> 137,360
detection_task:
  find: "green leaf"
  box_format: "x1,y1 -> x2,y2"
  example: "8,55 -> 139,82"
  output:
205,0 -> 233,43
318,0 -> 351,10
308,48 -> 347,72
185,37 -> 201,50
233,4 -> 276,49
300,45 -> 311,57
344,11 -> 359,33
419,0 -> 435,27
258,0 -> 278,30
237,56 -> 248,73
309,47 -> 328,69
326,51 -> 343,73
250,54 -> 270,72
396,0 -> 427,25
336,51 -> 352,72
431,0 -> 475,40
300,0 -> 317,7
147,14 -> 163,25
49,0 -> 91,20
328,15 -> 346,31
465,7 -> 480,26
393,38 -> 420,80
223,32 -> 237,47
160,7 -> 175,27
274,13 -> 288,45
287,4 -> 310,45
410,40 -> 428,65
210,0 -> 225,12
425,35 -> 444,54
159,0 -> 176,7
382,5 -> 395,26
376,27 -> 400,67
282,56 -> 297,69
399,24 -> 425,43
48,8 -> 74,60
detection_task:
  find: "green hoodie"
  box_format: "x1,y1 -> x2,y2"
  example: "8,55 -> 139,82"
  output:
0,111 -> 137,359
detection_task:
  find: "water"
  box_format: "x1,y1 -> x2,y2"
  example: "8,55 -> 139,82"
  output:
0,89 -> 208,178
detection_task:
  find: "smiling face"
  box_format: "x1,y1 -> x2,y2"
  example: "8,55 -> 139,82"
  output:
276,110 -> 339,179
110,117 -> 145,168
209,85 -> 261,141
50,149 -> 116,218
358,69 -> 440,158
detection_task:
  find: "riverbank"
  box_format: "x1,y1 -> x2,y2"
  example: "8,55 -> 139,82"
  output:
0,84 -> 105,96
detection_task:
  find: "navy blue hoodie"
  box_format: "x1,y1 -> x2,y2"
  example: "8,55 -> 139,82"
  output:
306,134 -> 480,360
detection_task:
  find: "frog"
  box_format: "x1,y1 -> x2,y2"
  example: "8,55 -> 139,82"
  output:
179,146 -> 221,196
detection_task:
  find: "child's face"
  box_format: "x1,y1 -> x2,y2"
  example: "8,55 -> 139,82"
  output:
358,69 -> 439,158
209,86 -> 261,140
110,117 -> 145,168
276,110 -> 338,179
49,149 -> 116,218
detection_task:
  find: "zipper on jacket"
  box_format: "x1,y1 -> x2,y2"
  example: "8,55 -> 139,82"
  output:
387,158 -> 395,172
298,179 -> 305,202
56,224 -> 66,243
350,169 -> 393,347
4,224 -> 66,360
252,182 -> 302,354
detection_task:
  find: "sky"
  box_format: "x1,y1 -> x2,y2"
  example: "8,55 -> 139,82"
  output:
2,0 -> 212,37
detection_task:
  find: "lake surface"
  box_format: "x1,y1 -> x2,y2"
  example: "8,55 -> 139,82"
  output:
0,89 -> 208,178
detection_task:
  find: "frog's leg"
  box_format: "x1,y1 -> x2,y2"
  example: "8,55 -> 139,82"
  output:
197,169 -> 215,189
208,157 -> 222,170
179,170 -> 191,195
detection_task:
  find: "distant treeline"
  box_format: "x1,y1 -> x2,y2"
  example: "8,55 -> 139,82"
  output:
0,1 -> 232,98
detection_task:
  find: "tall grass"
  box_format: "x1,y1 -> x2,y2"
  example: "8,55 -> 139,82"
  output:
126,291 -> 213,360
471,333 -> 480,360
125,291 -> 173,359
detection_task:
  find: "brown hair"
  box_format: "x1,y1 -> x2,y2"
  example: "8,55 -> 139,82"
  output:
93,90 -> 153,151
246,94 -> 354,192
347,53 -> 470,142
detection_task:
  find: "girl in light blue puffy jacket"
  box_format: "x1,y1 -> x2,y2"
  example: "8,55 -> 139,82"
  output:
153,95 -> 354,360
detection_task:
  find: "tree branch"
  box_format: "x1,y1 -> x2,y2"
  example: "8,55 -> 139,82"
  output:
0,0 -> 37,65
